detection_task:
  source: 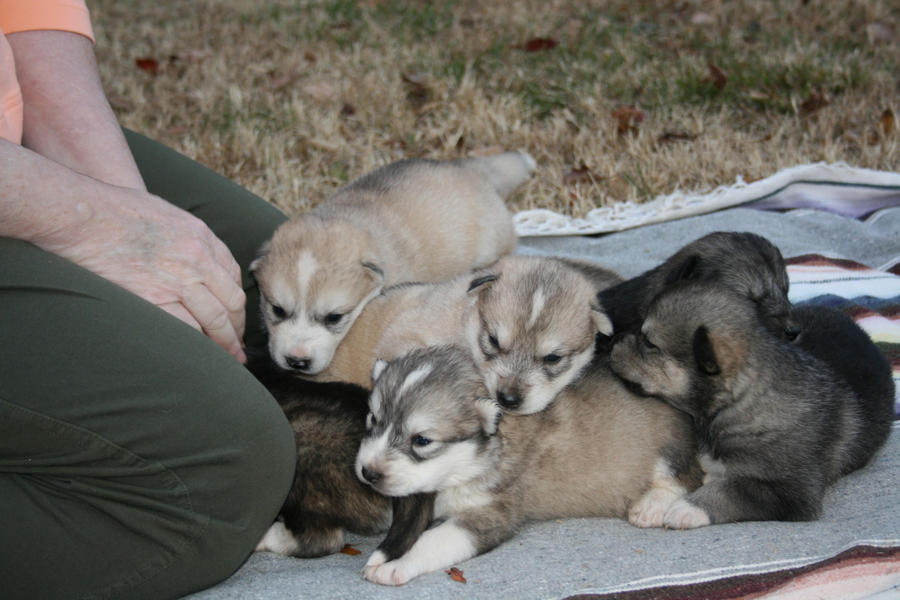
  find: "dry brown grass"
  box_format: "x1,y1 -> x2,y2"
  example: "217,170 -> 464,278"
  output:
90,0 -> 898,217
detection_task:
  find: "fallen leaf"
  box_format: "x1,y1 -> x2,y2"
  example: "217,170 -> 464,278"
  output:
340,103 -> 356,116
135,57 -> 159,75
879,108 -> 895,137
520,37 -> 559,52
563,164 -> 603,185
798,90 -> 828,117
304,50 -> 317,63
339,544 -> 361,556
611,105 -> 645,136
657,131 -> 698,144
445,567 -> 467,583
706,62 -> 728,90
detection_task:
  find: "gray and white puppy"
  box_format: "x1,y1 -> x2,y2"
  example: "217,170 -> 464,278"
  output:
251,152 -> 533,375
609,283 -> 895,528
355,345 -> 699,585
249,356 -> 434,560
598,231 -> 798,341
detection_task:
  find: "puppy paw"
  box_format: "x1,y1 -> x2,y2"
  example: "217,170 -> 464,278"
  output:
629,487 -> 682,528
663,498 -> 711,529
254,521 -> 299,555
364,550 -> 388,570
364,559 -> 412,586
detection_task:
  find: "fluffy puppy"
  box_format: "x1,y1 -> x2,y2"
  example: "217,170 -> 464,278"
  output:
252,152 -> 534,374
598,231 -> 798,340
463,255 -> 615,414
609,283 -> 895,528
248,356 -> 434,560
355,345 -> 699,585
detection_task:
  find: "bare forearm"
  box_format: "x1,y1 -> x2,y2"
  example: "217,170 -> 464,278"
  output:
8,30 -> 145,191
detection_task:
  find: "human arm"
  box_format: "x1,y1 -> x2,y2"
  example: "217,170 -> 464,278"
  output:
2,30 -> 247,362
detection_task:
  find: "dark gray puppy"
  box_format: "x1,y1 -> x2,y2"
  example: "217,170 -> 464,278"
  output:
598,231 -> 798,341
248,355 -> 433,559
609,283 -> 894,528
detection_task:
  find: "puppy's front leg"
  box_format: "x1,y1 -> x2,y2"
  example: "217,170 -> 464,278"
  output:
365,493 -> 436,572
364,519 -> 478,586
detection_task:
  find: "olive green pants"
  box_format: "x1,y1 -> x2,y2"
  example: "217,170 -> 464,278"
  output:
0,130 -> 295,600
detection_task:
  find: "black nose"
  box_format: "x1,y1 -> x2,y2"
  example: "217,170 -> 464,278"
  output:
360,466 -> 382,485
285,356 -> 311,371
497,390 -> 522,410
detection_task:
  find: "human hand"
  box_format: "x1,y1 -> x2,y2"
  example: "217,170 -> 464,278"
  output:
35,186 -> 247,362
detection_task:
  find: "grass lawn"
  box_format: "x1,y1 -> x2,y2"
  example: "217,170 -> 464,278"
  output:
90,0 -> 898,217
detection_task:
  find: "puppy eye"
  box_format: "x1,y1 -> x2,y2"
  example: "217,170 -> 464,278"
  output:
324,312 -> 344,325
366,412 -> 376,430
271,304 -> 287,319
412,434 -> 431,447
488,334 -> 500,349
542,353 -> 562,364
641,333 -> 658,351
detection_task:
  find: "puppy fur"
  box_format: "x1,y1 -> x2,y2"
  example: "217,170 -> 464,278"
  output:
609,283 -> 895,528
598,231 -> 798,341
355,345 -> 699,585
248,355 -> 434,560
252,152 -> 533,375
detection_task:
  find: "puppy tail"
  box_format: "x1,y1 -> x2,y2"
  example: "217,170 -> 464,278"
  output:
460,151 -> 537,199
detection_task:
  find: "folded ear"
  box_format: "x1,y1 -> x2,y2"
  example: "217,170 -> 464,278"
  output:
665,254 -> 700,285
362,261 -> 385,288
371,358 -> 389,383
590,303 -> 613,337
475,397 -> 503,436
249,241 -> 271,274
692,326 -> 721,375
467,273 -> 498,294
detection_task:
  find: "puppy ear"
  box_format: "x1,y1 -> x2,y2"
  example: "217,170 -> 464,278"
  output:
467,273 -> 498,294
249,241 -> 271,274
475,397 -> 503,436
371,358 -> 389,383
590,303 -> 614,336
692,326 -> 721,375
666,254 -> 700,285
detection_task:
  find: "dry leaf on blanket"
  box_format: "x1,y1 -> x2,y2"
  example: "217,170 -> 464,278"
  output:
135,57 -> 159,75
339,544 -> 361,556
445,567 -> 467,583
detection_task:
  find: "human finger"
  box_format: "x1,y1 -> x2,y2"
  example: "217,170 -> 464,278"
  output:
182,282 -> 247,363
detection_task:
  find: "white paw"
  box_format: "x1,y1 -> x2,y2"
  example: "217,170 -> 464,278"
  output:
663,498 -> 711,529
254,521 -> 299,555
364,550 -> 388,570
364,559 -> 412,586
629,487 -> 682,528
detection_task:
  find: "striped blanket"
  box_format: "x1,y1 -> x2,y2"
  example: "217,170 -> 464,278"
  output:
786,254 -> 900,413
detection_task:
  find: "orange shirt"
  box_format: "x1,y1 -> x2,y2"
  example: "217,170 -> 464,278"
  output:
0,0 -> 94,144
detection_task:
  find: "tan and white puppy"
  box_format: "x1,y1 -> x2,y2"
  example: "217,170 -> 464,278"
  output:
251,152 -> 534,374
354,345 -> 699,585
464,255 -> 617,414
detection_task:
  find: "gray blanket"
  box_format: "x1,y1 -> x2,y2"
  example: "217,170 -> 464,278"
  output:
187,205 -> 900,600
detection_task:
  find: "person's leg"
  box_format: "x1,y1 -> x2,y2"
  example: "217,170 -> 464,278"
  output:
123,128 -> 288,352
0,238 -> 296,600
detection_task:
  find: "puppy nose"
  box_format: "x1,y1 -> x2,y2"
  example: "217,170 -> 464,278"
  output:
360,466 -> 382,485
497,390 -> 522,410
285,356 -> 311,371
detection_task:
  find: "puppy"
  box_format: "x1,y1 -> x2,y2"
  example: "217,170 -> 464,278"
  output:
251,152 -> 534,374
463,255 -> 616,414
598,231 -> 798,340
248,356 -> 434,560
355,345 -> 699,585
609,283 -> 895,528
